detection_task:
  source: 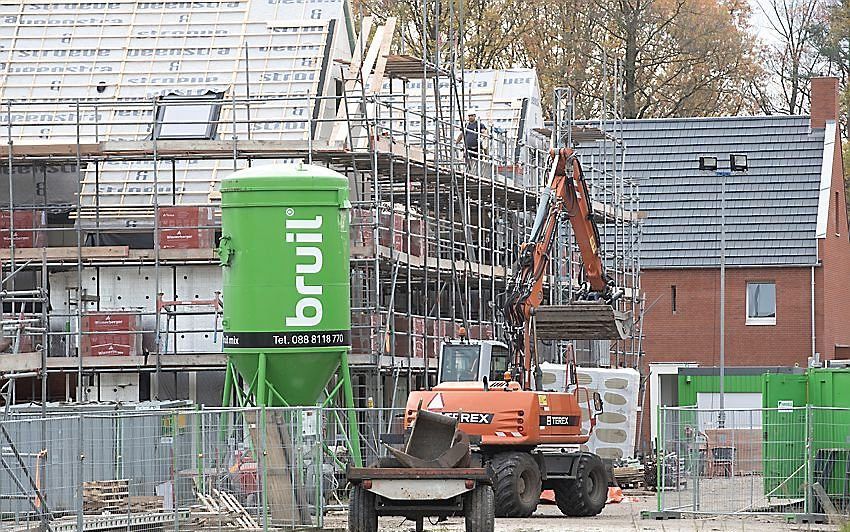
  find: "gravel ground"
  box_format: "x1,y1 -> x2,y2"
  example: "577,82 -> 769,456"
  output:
323,492 -> 833,531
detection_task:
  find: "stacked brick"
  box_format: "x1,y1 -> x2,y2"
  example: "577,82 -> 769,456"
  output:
80,311 -> 142,357
157,206 -> 215,249
350,208 -> 425,257
0,210 -> 46,248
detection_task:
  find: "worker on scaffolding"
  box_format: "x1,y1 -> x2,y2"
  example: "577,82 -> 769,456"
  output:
456,112 -> 488,163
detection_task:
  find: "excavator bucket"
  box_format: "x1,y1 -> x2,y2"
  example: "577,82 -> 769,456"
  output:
534,303 -> 632,340
404,409 -> 458,461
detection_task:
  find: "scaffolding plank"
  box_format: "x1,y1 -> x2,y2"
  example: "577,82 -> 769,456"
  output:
129,248 -> 218,261
0,354 -> 226,373
329,16 -> 373,144
0,246 -> 129,261
1,139 -> 344,160
244,411 -> 304,526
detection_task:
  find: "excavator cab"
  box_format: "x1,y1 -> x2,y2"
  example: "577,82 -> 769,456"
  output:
438,340 -> 511,383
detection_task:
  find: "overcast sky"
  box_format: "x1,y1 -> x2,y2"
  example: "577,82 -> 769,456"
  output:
750,0 -> 784,46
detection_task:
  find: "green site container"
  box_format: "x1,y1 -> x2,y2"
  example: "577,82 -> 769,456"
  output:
219,164 -> 352,406
808,368 -> 850,408
677,373 -> 764,407
762,370 -> 850,503
762,373 -> 808,498
808,369 -> 850,501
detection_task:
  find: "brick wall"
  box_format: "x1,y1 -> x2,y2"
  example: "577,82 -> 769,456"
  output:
815,98 -> 850,360
639,267 -> 816,450
641,267 -> 814,368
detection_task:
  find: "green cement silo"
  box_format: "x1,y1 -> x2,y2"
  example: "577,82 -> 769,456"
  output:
218,164 -> 356,412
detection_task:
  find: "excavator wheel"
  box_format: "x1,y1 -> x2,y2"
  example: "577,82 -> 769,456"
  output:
554,453 -> 607,517
348,484 -> 378,532
490,452 -> 541,518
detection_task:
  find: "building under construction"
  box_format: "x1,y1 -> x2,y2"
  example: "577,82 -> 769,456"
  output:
0,0 -> 641,409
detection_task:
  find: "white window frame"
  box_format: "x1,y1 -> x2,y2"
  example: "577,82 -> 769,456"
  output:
746,281 -> 776,326
152,92 -> 224,141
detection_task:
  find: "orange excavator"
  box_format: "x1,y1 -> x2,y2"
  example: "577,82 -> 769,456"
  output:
406,148 -> 632,518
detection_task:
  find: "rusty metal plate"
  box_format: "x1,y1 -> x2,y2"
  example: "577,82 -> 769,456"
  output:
404,409 -> 458,461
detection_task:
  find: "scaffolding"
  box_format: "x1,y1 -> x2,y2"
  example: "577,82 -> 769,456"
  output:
0,8 -> 641,409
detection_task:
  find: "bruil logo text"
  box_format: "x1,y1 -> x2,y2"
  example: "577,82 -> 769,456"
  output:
285,213 -> 323,327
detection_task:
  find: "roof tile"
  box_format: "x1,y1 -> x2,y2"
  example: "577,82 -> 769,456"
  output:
580,116 -> 824,268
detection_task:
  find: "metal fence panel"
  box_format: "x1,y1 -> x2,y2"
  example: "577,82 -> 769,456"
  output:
658,405 -> 850,517
0,406 -> 406,531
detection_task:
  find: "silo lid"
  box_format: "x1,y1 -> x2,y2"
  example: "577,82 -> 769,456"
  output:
221,163 -> 347,192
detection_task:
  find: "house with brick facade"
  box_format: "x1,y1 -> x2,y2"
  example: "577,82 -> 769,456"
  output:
580,77 -> 849,450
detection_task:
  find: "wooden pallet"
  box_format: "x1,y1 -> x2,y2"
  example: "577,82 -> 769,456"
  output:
83,479 -> 130,513
187,488 -> 263,531
613,466 -> 645,489
128,495 -> 164,512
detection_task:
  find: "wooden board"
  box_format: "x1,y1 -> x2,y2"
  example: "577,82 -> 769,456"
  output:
368,18 -> 397,94
245,411 -> 303,526
0,246 -> 129,261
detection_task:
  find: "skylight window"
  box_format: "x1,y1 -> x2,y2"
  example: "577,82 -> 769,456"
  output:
152,92 -> 224,141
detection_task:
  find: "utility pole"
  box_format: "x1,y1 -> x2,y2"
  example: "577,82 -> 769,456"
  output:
717,169 -> 729,428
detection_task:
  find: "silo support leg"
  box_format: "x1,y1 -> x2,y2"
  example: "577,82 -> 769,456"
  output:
257,352 -> 267,406
341,351 -> 362,467
222,361 -> 234,407
218,362 -> 235,444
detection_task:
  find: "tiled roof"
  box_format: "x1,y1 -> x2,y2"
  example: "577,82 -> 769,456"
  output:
578,116 -> 824,268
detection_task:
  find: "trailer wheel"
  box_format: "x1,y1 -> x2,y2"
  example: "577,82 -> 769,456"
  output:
349,484 -> 378,532
554,453 -> 607,517
464,484 -> 495,532
490,452 -> 541,517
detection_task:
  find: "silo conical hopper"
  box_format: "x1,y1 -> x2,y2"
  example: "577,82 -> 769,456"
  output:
218,164 -> 355,408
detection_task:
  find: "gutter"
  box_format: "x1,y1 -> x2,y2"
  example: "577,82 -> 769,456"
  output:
811,265 -> 816,364
641,263 -> 820,270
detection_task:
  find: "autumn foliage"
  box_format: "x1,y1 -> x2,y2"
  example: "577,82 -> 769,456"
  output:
355,0 -> 847,125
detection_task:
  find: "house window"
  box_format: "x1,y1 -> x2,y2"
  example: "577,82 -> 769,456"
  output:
671,285 -> 677,314
746,282 -> 776,325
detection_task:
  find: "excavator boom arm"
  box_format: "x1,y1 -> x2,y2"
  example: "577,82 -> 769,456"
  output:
550,150 -> 608,292
502,148 -> 620,386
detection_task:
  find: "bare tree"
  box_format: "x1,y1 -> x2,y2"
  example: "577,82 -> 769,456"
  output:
756,0 -> 826,114
355,0 -> 531,68
589,0 -> 759,118
514,0 -> 611,117
357,0 -> 763,119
